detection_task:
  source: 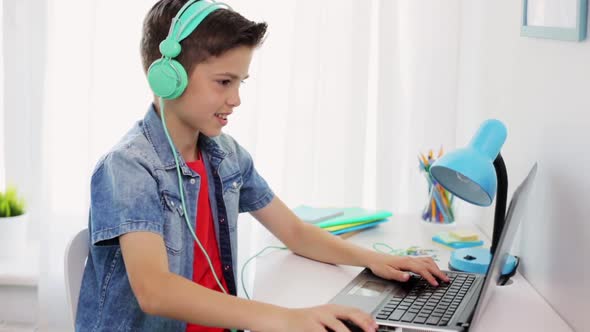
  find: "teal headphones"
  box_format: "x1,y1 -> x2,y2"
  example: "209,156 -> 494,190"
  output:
149,0 -> 236,314
147,0 -> 230,99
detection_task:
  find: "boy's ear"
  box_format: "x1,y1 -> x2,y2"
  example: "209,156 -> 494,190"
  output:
147,58 -> 189,100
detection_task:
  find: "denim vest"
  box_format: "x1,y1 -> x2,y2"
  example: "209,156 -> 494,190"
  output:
76,105 -> 274,331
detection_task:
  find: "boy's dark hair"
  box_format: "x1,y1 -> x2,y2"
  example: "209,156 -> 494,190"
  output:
141,0 -> 267,75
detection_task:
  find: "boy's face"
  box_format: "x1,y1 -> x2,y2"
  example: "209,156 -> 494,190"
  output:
172,46 -> 254,137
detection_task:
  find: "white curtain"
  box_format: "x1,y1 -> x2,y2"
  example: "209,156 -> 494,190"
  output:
9,0 -> 462,330
231,0 -> 462,299
0,0 -> 4,191
229,0 -> 461,210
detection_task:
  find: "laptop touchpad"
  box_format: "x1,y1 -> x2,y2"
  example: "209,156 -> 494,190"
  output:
334,279 -> 399,313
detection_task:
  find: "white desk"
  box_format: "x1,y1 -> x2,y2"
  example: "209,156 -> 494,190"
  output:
252,215 -> 572,332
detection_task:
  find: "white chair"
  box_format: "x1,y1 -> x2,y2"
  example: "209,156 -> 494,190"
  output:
64,228 -> 89,327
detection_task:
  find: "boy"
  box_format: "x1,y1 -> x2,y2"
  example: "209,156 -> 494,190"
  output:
76,1 -> 449,331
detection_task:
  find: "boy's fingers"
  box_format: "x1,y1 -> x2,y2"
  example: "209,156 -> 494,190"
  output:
397,258 -> 442,286
331,306 -> 377,332
346,312 -> 378,332
323,316 -> 349,332
385,266 -> 411,282
420,258 -> 450,282
428,265 -> 450,282
413,266 -> 439,286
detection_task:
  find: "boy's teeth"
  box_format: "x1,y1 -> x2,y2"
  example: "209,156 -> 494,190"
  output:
215,113 -> 227,120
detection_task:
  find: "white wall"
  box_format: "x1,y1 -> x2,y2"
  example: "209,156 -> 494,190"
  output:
2,0 -> 46,241
457,1 -> 590,331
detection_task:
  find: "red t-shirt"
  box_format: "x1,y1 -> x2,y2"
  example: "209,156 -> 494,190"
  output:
186,155 -> 228,332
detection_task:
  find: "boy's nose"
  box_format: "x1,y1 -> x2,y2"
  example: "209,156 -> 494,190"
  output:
227,90 -> 241,107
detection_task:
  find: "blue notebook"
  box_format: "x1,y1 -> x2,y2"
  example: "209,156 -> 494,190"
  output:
292,205 -> 345,224
329,219 -> 389,235
315,208 -> 393,228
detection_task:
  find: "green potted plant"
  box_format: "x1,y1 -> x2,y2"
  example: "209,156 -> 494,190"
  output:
0,186 -> 26,217
0,186 -> 28,257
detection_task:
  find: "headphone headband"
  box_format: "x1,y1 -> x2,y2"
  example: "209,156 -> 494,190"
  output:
170,0 -> 232,43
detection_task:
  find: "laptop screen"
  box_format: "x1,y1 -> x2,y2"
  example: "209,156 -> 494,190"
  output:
470,163 -> 538,326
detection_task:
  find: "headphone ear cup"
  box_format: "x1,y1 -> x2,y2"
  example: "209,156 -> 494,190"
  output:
147,58 -> 188,99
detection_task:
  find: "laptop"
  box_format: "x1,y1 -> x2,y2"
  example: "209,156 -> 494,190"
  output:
329,163 -> 538,332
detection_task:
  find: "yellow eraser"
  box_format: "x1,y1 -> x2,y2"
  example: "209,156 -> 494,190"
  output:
449,230 -> 479,242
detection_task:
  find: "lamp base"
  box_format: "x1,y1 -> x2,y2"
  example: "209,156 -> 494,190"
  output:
449,247 -> 517,275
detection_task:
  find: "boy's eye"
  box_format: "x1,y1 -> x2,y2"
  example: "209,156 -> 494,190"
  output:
216,79 -> 246,87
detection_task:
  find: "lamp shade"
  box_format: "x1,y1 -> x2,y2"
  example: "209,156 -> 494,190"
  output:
430,120 -> 507,206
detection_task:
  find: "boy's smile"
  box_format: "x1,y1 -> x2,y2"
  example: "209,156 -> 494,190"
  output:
214,111 -> 231,125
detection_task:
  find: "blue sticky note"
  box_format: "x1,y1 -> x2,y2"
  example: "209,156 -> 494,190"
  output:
432,232 -> 484,249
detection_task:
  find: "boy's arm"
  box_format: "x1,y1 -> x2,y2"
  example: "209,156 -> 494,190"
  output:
120,231 -> 378,332
119,231 -> 280,330
251,197 -> 450,286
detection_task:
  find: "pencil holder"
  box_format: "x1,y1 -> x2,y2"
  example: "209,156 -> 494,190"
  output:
418,149 -> 455,224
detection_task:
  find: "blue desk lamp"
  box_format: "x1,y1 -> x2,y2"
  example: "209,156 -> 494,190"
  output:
429,119 -> 516,275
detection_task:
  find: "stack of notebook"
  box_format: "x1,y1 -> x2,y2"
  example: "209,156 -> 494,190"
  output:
293,205 -> 393,236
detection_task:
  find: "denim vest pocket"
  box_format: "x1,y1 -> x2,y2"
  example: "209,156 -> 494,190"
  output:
221,172 -> 243,231
162,191 -> 185,255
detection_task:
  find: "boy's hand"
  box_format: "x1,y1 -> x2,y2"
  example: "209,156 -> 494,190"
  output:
265,304 -> 378,332
366,252 -> 450,286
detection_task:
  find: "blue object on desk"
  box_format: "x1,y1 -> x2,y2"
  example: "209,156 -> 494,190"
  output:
429,119 -> 514,275
429,120 -> 506,207
450,247 -> 518,275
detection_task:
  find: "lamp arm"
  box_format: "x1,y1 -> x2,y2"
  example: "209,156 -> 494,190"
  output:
491,153 -> 508,255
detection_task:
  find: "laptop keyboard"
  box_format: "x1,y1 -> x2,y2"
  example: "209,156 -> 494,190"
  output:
375,272 -> 476,326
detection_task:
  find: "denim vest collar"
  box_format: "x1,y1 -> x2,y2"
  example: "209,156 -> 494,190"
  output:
142,103 -> 228,173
